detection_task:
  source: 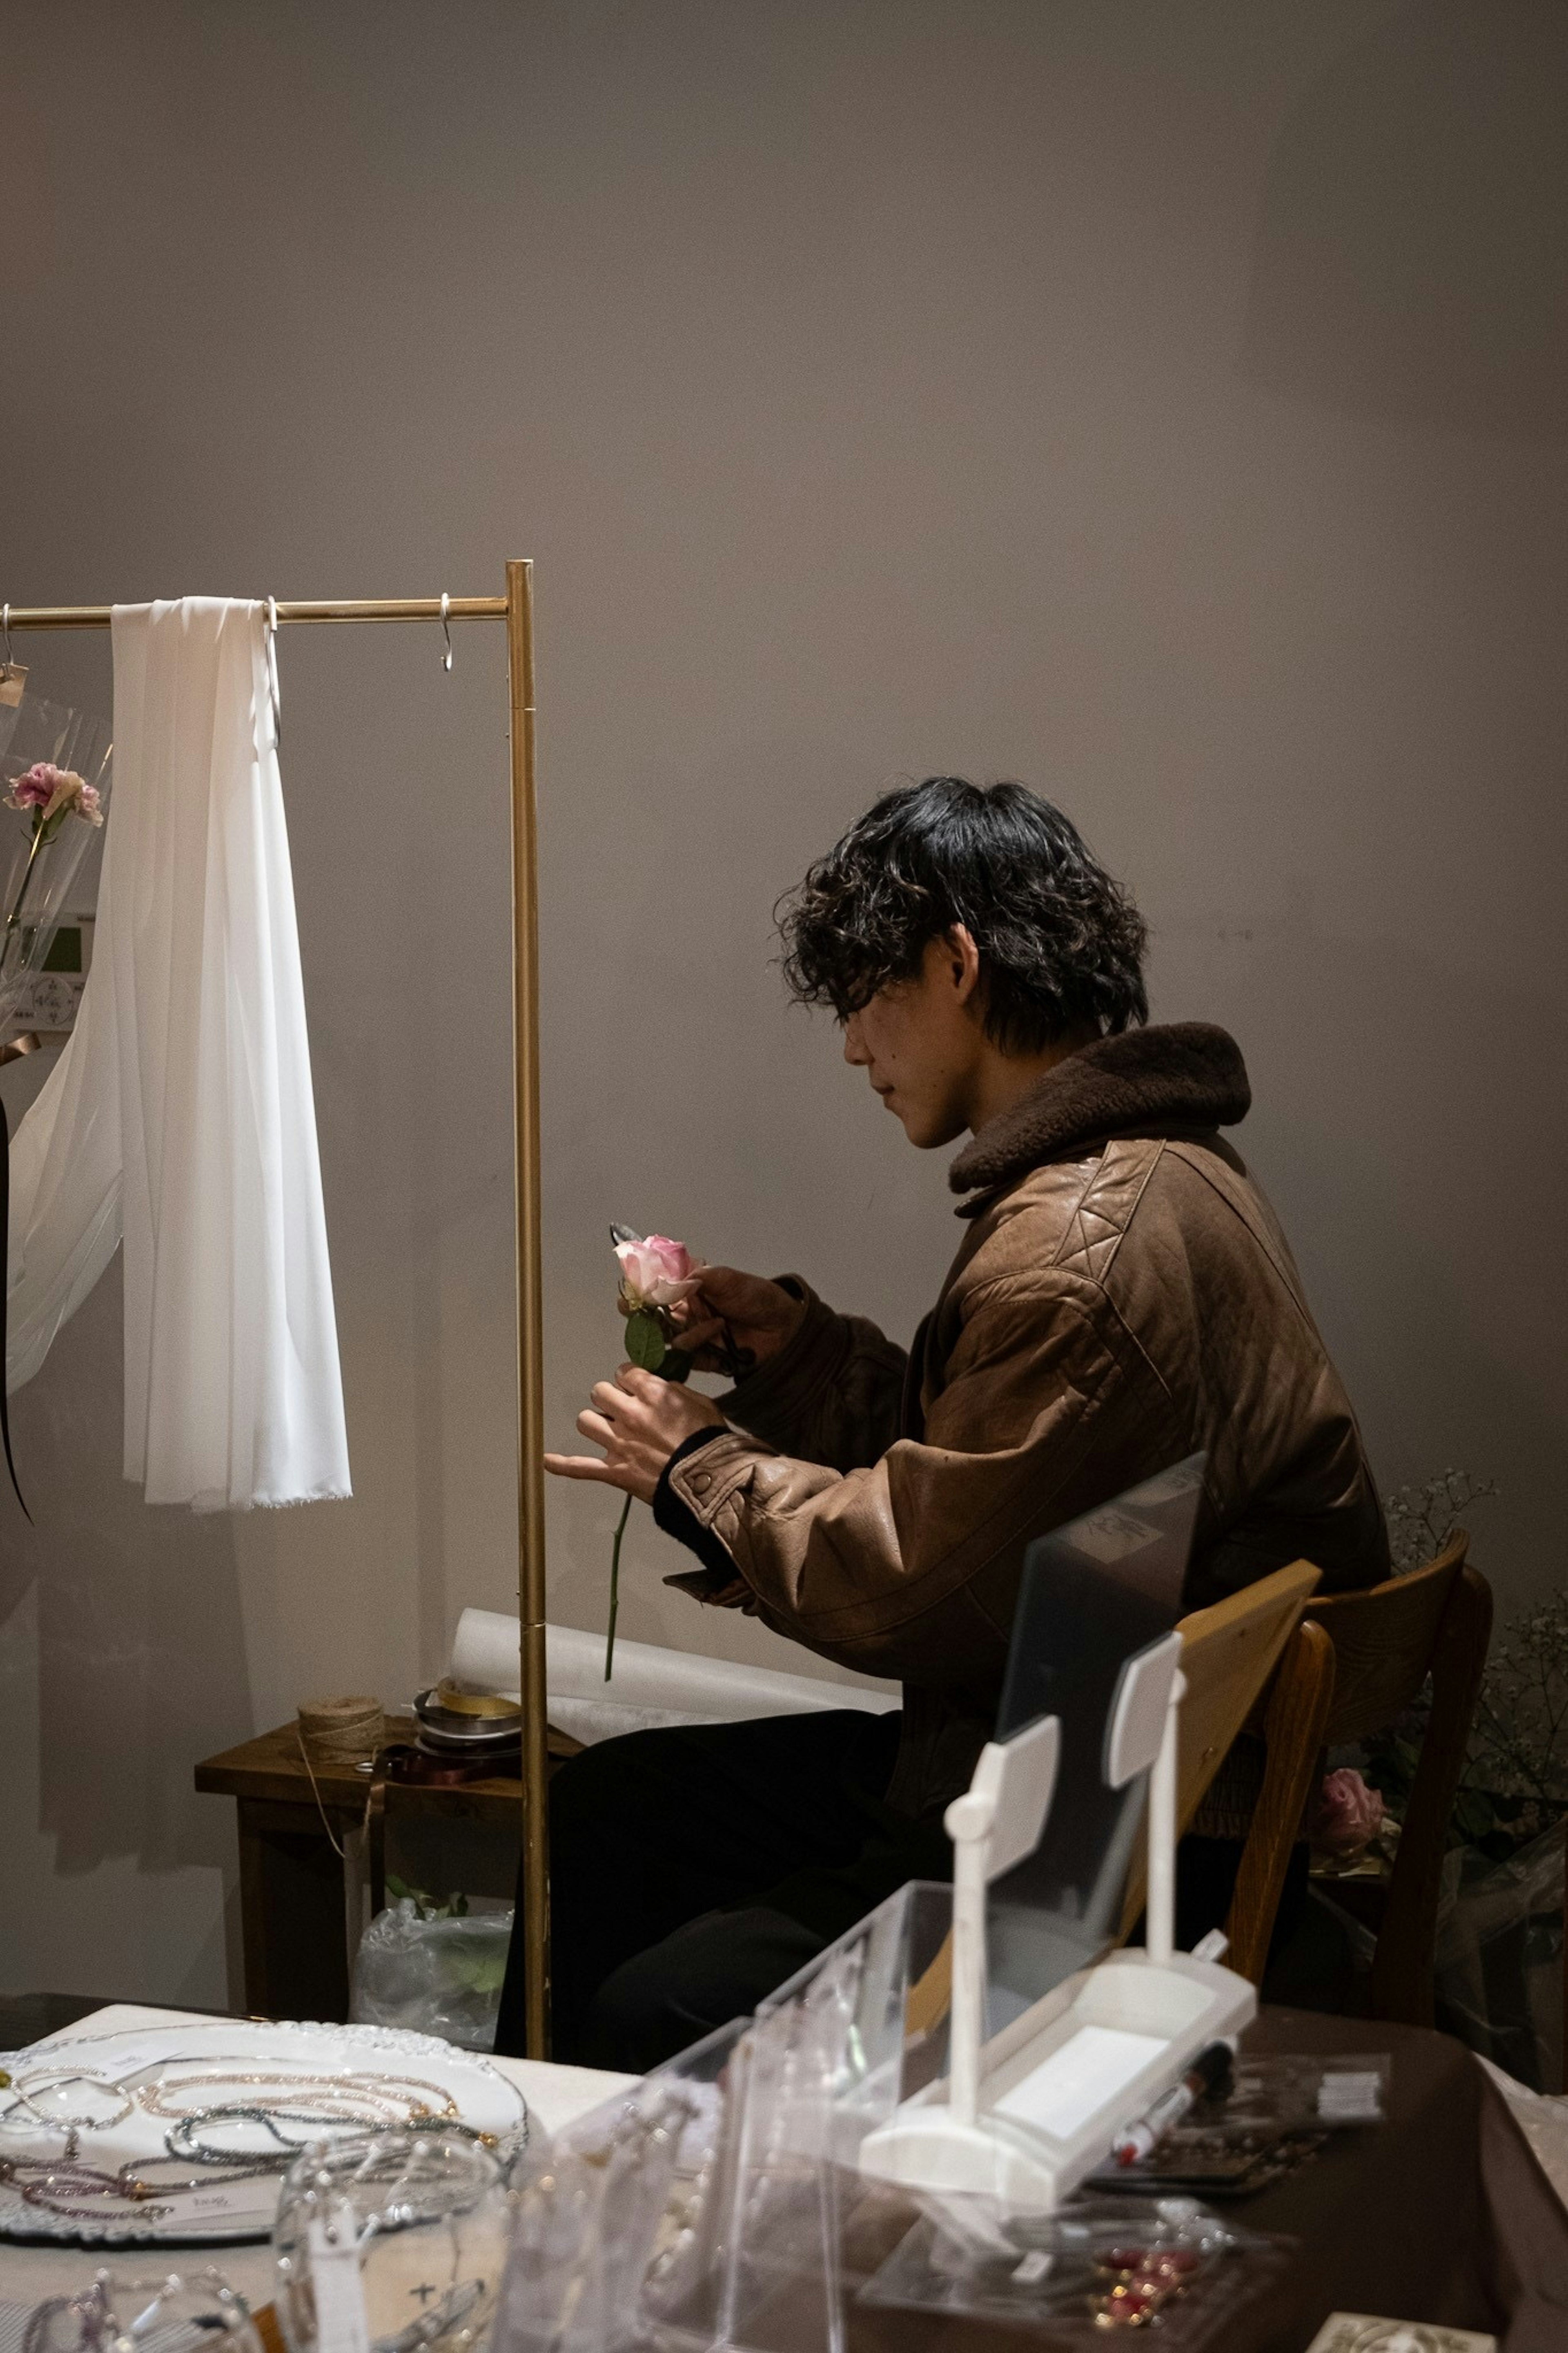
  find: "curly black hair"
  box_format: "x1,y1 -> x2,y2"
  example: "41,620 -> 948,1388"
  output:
777,778 -> 1148,1052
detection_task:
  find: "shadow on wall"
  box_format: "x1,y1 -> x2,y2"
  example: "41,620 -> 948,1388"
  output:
1157,902 -> 1568,1608
0,1259 -> 248,1880
1238,0 -> 1568,442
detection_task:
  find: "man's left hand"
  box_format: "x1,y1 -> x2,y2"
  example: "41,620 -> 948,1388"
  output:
544,1365 -> 727,1502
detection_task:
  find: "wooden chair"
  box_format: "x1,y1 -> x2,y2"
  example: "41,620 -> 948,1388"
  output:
1226,1532 -> 1492,2025
907,1561 -> 1324,2039
1118,1559 -> 1323,1937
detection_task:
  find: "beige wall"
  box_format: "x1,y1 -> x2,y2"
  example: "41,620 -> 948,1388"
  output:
2,0 -> 1564,2007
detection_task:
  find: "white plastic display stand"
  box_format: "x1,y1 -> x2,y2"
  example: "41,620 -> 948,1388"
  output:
859,1633 -> 1257,2212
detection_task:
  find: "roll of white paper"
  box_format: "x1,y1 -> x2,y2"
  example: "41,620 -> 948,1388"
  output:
449,1609 -> 898,1735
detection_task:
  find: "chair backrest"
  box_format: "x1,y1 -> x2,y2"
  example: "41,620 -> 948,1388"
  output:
1224,1616 -> 1337,1983
1308,1532 -> 1491,2025
1312,1532 -> 1470,1746
1170,1560 -> 1324,1828
1119,1558 -> 1321,1935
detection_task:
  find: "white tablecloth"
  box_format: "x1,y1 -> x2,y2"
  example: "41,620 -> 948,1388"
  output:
0,2004 -> 634,2304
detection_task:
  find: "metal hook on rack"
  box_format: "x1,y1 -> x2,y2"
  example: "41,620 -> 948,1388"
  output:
0,602 -> 25,705
439,591 -> 454,674
264,596 -> 283,748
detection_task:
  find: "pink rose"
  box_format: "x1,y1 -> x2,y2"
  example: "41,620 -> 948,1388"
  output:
616,1233 -> 704,1311
1308,1767 -> 1385,1857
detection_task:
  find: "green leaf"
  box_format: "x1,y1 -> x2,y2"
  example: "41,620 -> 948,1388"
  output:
452,1952 -> 508,1994
1451,1791 -> 1494,1841
385,1871 -> 471,1920
624,1309 -> 667,1372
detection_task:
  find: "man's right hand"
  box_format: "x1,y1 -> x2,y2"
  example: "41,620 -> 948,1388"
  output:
673,1266 -> 806,1375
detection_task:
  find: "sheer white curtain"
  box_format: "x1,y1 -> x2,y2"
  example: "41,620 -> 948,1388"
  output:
6,598 -> 351,1510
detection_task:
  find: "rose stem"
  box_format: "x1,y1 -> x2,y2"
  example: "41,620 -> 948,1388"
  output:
606,1492 -> 633,1680
1,818 -> 47,972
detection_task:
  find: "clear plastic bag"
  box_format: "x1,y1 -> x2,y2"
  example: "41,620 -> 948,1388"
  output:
0,686 -> 112,1034
860,2192 -> 1289,2342
1082,2052 -> 1390,2199
349,1899 -> 513,2051
1478,2056 -> 1568,2206
1435,1820 -> 1564,2092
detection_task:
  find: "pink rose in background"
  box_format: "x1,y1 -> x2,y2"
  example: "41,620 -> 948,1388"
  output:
616,1233 -> 704,1312
2,761 -> 108,991
1308,1766 -> 1385,1857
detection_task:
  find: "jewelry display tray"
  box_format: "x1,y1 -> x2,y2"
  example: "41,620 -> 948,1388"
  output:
0,2018 -> 530,2245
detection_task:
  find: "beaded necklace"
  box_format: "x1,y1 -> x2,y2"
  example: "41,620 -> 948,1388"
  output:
0,2055 -> 483,2221
138,2069 -> 458,2123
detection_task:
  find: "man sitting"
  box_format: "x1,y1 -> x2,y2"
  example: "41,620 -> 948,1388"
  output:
496,777 -> 1386,2066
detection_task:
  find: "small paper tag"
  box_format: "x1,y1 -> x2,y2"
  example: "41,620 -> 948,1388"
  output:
1317,2070 -> 1383,2123
0,662 -> 27,709
308,2201 -> 372,2353
1070,1507 -> 1162,1563
1011,2251 -> 1054,2285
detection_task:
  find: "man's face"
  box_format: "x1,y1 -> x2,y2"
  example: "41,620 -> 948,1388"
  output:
842,935 -> 985,1149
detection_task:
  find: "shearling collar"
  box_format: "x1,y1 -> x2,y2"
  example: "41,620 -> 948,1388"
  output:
949,1023 -> 1250,1208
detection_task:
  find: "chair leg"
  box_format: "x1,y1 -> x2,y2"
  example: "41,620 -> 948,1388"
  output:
1225,1621 -> 1336,1985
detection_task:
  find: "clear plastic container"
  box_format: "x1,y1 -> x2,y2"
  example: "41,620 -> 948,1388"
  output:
273,2129 -> 513,2353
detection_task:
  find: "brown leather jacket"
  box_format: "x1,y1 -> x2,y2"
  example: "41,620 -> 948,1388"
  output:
665,1024 -> 1388,1820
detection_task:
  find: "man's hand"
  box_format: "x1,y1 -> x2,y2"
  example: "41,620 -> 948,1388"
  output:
544,1365 -> 727,1502
671,1266 -> 806,1374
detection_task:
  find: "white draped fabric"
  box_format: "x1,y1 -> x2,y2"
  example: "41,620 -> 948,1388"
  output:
6,598 -> 351,1510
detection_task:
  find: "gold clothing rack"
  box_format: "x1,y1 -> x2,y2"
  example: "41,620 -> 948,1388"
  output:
1,564 -> 552,2056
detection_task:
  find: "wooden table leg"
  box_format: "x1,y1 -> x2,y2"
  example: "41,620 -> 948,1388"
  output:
236,1798 -> 355,2021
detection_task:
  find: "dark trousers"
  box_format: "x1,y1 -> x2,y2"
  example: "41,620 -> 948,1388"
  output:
494,1708 -> 1280,2073
495,1709 -> 943,2070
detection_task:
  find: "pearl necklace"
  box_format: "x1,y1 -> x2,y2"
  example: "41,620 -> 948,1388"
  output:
138,2069 -> 458,2124
0,2059 -> 480,2220
0,2069 -> 135,2132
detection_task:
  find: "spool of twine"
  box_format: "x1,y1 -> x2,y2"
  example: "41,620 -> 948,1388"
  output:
298,1694 -> 384,1766
297,1695 -> 383,1856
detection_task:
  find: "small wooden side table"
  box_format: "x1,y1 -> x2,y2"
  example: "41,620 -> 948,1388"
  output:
194,1715 -> 578,2023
